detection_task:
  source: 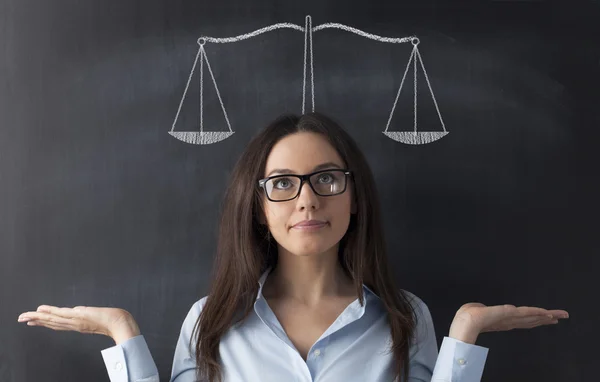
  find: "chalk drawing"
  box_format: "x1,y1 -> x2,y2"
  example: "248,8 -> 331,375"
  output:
169,15 -> 448,145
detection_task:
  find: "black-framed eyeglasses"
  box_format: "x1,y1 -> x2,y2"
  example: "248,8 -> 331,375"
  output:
258,169 -> 353,202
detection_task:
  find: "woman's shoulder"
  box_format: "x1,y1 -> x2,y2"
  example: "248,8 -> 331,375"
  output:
177,296 -> 210,342
399,289 -> 427,310
189,295 -> 209,316
399,289 -> 436,346
399,289 -> 434,325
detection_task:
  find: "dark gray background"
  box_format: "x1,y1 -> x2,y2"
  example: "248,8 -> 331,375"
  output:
2,0 -> 597,381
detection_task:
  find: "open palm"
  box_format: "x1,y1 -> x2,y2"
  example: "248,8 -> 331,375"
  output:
454,303 -> 569,334
17,305 -> 133,338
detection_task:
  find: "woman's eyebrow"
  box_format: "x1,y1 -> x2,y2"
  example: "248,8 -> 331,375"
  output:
266,162 -> 341,177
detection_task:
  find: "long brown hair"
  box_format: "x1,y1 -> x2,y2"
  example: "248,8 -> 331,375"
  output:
191,112 -> 418,382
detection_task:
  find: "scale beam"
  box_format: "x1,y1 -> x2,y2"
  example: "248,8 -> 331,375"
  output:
170,15 -> 449,146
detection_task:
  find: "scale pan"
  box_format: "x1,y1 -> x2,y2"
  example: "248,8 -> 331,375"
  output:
382,131 -> 448,145
169,131 -> 235,145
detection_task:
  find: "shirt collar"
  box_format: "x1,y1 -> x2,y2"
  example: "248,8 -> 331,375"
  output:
256,266 -> 379,301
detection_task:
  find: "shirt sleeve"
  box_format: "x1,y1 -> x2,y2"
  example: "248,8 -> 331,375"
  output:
99,296 -> 208,382
405,292 -> 489,382
100,335 -> 160,382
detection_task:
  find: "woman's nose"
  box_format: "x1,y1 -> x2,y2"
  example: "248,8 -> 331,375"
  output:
296,179 -> 319,201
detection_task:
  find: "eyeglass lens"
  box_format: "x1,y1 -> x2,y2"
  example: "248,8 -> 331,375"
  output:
265,170 -> 346,201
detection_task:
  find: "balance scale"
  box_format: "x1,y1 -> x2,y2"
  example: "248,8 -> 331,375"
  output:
169,15 -> 448,145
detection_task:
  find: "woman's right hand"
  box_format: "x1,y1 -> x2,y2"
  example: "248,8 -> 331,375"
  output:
17,305 -> 141,344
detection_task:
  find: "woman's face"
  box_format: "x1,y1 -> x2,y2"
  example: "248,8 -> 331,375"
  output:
261,132 -> 356,257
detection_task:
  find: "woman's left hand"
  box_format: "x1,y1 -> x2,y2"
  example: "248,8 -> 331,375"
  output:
453,303 -> 569,335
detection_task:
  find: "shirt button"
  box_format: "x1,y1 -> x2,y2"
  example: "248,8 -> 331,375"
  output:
458,358 -> 467,365
115,362 -> 123,371
313,349 -> 321,356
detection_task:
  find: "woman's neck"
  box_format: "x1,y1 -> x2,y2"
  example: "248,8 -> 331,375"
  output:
262,252 -> 355,308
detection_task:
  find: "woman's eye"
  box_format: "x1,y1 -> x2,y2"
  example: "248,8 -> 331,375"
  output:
274,179 -> 291,189
318,174 -> 333,183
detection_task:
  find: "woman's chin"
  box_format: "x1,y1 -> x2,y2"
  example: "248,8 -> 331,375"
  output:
289,241 -> 339,257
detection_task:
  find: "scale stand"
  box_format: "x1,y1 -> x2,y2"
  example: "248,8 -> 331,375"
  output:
169,15 -> 448,145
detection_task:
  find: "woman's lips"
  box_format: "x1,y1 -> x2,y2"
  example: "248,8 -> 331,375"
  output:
291,222 -> 327,231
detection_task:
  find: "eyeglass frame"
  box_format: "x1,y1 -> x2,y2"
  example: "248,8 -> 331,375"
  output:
258,168 -> 353,202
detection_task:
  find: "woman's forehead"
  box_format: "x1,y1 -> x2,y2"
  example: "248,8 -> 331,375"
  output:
264,133 -> 344,176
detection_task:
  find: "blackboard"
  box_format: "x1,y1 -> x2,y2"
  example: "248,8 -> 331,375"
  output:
2,0 -> 597,381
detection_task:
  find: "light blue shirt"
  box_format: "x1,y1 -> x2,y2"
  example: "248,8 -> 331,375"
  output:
101,267 -> 489,381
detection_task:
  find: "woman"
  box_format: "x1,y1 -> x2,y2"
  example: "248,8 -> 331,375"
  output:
17,112 -> 569,382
